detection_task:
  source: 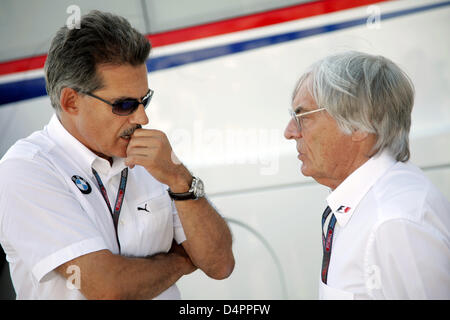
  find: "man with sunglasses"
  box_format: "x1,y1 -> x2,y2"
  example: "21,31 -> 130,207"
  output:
284,51 -> 449,299
0,11 -> 234,299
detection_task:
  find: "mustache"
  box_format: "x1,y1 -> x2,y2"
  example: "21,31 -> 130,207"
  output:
120,124 -> 142,137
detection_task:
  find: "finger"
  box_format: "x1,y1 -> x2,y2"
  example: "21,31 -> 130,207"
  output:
131,130 -> 170,149
126,139 -> 160,156
126,149 -> 151,158
127,136 -> 160,148
126,138 -> 160,152
125,154 -> 153,168
132,128 -> 166,139
126,141 -> 152,154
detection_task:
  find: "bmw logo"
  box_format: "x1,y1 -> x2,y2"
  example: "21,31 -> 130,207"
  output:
71,175 -> 92,194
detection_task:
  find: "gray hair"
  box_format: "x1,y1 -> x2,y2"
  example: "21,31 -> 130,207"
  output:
293,51 -> 415,162
44,10 -> 151,114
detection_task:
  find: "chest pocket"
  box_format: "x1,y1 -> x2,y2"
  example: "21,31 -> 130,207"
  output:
133,192 -> 174,256
319,281 -> 354,300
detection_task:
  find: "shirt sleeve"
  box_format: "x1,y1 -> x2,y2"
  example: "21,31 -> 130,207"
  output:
370,217 -> 450,299
171,200 -> 186,244
0,158 -> 108,283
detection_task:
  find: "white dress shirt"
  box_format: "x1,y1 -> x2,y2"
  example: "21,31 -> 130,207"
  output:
0,115 -> 186,299
319,150 -> 450,299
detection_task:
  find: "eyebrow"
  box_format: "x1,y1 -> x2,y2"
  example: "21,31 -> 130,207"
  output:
112,90 -> 150,102
293,105 -> 315,114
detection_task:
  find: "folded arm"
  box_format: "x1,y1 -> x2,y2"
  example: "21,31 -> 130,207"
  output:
55,241 -> 196,300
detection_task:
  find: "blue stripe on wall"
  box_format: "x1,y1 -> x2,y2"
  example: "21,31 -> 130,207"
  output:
0,77 -> 47,105
1,1 -> 449,106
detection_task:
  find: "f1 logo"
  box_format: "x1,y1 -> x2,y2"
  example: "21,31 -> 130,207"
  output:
337,205 -> 351,213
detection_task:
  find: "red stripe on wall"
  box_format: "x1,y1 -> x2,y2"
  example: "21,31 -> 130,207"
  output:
0,0 -> 389,76
0,54 -> 47,76
147,0 -> 389,47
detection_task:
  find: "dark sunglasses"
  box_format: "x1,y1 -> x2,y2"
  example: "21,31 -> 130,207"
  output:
81,89 -> 154,116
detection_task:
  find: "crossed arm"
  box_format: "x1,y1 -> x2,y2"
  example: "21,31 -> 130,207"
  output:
56,194 -> 234,299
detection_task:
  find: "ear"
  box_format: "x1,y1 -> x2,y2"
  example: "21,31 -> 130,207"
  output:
351,128 -> 369,142
60,87 -> 80,115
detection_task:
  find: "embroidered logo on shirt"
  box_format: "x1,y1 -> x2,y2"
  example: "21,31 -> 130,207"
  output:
137,203 -> 150,213
337,205 -> 351,213
71,175 -> 92,194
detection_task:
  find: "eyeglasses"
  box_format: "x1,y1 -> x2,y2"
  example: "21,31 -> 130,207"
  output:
289,107 -> 326,131
82,89 -> 154,116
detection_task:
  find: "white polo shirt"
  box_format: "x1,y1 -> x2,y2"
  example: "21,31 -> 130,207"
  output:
319,150 -> 450,299
0,115 -> 186,299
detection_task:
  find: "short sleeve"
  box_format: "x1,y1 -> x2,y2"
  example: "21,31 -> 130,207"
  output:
0,158 -> 108,283
170,200 -> 186,244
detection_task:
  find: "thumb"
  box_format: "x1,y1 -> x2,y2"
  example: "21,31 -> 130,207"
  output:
125,158 -> 135,169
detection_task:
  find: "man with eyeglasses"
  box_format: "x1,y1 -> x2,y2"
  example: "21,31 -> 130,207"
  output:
0,11 -> 234,299
284,51 -> 449,299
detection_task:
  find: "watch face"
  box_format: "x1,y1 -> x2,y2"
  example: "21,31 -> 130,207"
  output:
194,178 -> 205,197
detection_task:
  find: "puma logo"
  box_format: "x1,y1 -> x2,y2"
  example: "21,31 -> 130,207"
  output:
137,203 -> 150,213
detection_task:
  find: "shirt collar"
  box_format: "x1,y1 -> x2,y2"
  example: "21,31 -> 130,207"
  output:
46,114 -> 127,179
326,149 -> 397,227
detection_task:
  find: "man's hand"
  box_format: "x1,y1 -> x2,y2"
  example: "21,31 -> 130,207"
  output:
125,128 -> 235,280
169,240 -> 197,276
125,128 -> 192,192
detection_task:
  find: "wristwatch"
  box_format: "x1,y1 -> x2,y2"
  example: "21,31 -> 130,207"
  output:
167,176 -> 205,200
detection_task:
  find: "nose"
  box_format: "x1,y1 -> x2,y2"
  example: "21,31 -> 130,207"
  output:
284,118 -> 302,140
129,104 -> 149,126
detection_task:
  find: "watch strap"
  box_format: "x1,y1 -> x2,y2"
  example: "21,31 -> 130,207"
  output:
167,189 -> 196,200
